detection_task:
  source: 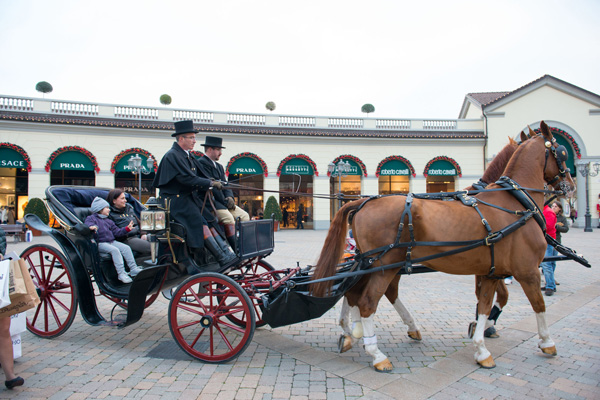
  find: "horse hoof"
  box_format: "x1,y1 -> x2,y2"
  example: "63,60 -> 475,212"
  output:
337,335 -> 353,353
468,322 -> 476,339
407,330 -> 422,341
540,345 -> 557,356
374,358 -> 393,373
478,355 -> 496,369
484,326 -> 499,339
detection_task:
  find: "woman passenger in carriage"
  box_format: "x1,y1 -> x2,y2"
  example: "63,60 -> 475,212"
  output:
107,189 -> 151,257
85,197 -> 143,284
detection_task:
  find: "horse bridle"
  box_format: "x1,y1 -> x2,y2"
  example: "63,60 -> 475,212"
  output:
543,138 -> 569,187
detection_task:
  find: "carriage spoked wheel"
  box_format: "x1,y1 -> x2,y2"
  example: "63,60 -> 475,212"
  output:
225,259 -> 280,328
168,272 -> 255,363
20,245 -> 79,338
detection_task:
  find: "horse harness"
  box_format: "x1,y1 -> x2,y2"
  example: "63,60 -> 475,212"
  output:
349,176 -> 551,280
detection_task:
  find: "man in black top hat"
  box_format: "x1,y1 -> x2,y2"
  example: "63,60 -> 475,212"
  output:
153,121 -> 236,268
198,136 -> 249,250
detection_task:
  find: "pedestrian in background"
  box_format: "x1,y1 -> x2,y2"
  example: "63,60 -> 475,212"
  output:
553,202 -> 569,243
0,226 -> 25,389
540,204 -> 558,296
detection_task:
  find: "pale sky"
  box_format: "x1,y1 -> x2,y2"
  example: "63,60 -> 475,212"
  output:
1,0 -> 599,119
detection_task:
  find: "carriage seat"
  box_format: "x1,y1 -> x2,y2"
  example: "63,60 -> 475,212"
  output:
73,207 -> 93,223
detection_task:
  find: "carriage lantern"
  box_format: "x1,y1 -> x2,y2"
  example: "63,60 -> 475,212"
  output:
140,197 -> 166,263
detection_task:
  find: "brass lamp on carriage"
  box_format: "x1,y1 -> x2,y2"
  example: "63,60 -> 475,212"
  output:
140,198 -> 166,263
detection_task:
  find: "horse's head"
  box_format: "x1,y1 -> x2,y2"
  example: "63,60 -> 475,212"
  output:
538,121 -> 576,197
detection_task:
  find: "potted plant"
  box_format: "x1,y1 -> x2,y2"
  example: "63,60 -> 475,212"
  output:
263,196 -> 283,231
24,198 -> 49,236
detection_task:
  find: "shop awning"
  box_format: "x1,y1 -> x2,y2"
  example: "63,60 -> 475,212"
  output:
51,151 -> 95,171
281,158 -> 314,175
114,153 -> 154,174
379,159 -> 411,176
0,147 -> 26,169
229,157 -> 264,175
426,159 -> 458,176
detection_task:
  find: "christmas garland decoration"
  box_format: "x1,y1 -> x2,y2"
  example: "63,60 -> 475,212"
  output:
0,142 -> 32,172
190,150 -> 204,159
110,148 -> 158,173
423,156 -> 462,177
45,145 -> 100,173
329,155 -> 367,177
375,155 -> 416,177
276,154 -> 319,177
534,127 -> 581,159
225,152 -> 268,177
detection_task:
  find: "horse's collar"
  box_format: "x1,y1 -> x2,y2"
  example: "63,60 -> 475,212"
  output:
495,176 -> 545,232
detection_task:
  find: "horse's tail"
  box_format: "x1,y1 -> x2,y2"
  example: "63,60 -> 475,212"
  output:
311,198 -> 368,297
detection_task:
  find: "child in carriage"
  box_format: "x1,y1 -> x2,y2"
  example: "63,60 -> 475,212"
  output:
85,197 -> 143,283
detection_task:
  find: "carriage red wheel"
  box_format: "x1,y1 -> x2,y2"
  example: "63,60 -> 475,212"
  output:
20,245 -> 79,338
168,273 -> 255,363
226,259 -> 280,328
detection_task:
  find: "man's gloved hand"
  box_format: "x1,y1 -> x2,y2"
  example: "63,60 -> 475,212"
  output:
225,197 -> 236,210
211,180 -> 223,190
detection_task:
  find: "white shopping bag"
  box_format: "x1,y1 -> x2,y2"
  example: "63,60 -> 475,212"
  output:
0,260 -> 11,309
12,334 -> 21,359
10,312 -> 26,336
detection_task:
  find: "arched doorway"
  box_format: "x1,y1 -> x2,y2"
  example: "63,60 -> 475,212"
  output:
424,156 -> 461,193
377,156 -> 414,195
46,146 -> 98,187
0,143 -> 30,220
111,148 -> 157,203
226,153 -> 266,219
278,155 -> 316,229
329,155 -> 365,219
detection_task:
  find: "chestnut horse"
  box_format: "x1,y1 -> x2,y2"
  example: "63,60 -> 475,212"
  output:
336,138 -> 519,353
312,122 -> 574,371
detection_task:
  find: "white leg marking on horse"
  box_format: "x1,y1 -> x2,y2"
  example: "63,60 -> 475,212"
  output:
392,298 -> 419,332
339,297 -> 352,335
350,306 -> 363,339
362,316 -> 389,366
535,312 -> 555,349
473,314 -> 492,363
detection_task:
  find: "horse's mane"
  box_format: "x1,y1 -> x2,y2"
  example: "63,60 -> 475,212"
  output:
480,137 -> 518,185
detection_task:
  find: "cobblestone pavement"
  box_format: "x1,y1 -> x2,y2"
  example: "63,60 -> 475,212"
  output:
1,226 -> 598,399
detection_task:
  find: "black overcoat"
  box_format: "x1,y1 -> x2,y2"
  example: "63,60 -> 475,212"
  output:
152,142 -> 212,249
198,156 -> 234,210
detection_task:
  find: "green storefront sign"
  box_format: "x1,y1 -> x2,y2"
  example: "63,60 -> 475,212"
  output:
229,158 -> 263,175
427,160 -> 457,176
379,160 -> 410,176
281,158 -> 314,175
0,148 -> 26,169
339,159 -> 362,176
114,153 -> 154,174
51,151 -> 94,171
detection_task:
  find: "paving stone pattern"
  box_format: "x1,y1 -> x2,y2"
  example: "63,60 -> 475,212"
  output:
1,226 -> 598,399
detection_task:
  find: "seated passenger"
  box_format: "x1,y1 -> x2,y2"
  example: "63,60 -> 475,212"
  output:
152,120 -> 237,268
85,197 -> 143,283
107,189 -> 151,256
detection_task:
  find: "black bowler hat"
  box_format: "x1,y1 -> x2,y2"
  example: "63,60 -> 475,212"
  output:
201,136 -> 226,149
172,120 -> 198,137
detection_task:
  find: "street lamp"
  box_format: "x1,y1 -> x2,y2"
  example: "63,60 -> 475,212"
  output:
576,161 -> 600,232
328,160 -> 352,210
128,154 -> 155,202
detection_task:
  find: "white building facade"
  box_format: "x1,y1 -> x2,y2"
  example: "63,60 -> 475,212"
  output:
1,75 -> 598,229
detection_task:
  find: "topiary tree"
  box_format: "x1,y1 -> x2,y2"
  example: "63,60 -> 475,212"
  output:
35,81 -> 53,97
24,197 -> 50,225
265,101 -> 276,112
263,195 -> 282,222
160,94 -> 172,106
361,103 -> 375,115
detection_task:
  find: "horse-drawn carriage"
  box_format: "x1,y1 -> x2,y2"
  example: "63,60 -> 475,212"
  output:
21,185 -> 300,363
20,122 -> 591,370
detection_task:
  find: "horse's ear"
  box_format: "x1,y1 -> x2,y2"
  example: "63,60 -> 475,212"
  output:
539,121 -> 553,141
508,136 -> 517,145
520,131 -> 528,142
528,126 -> 536,137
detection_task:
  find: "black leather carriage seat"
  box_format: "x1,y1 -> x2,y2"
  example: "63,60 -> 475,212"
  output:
73,207 -> 93,224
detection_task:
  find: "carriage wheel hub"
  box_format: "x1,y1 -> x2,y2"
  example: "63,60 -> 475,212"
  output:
200,315 -> 213,328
